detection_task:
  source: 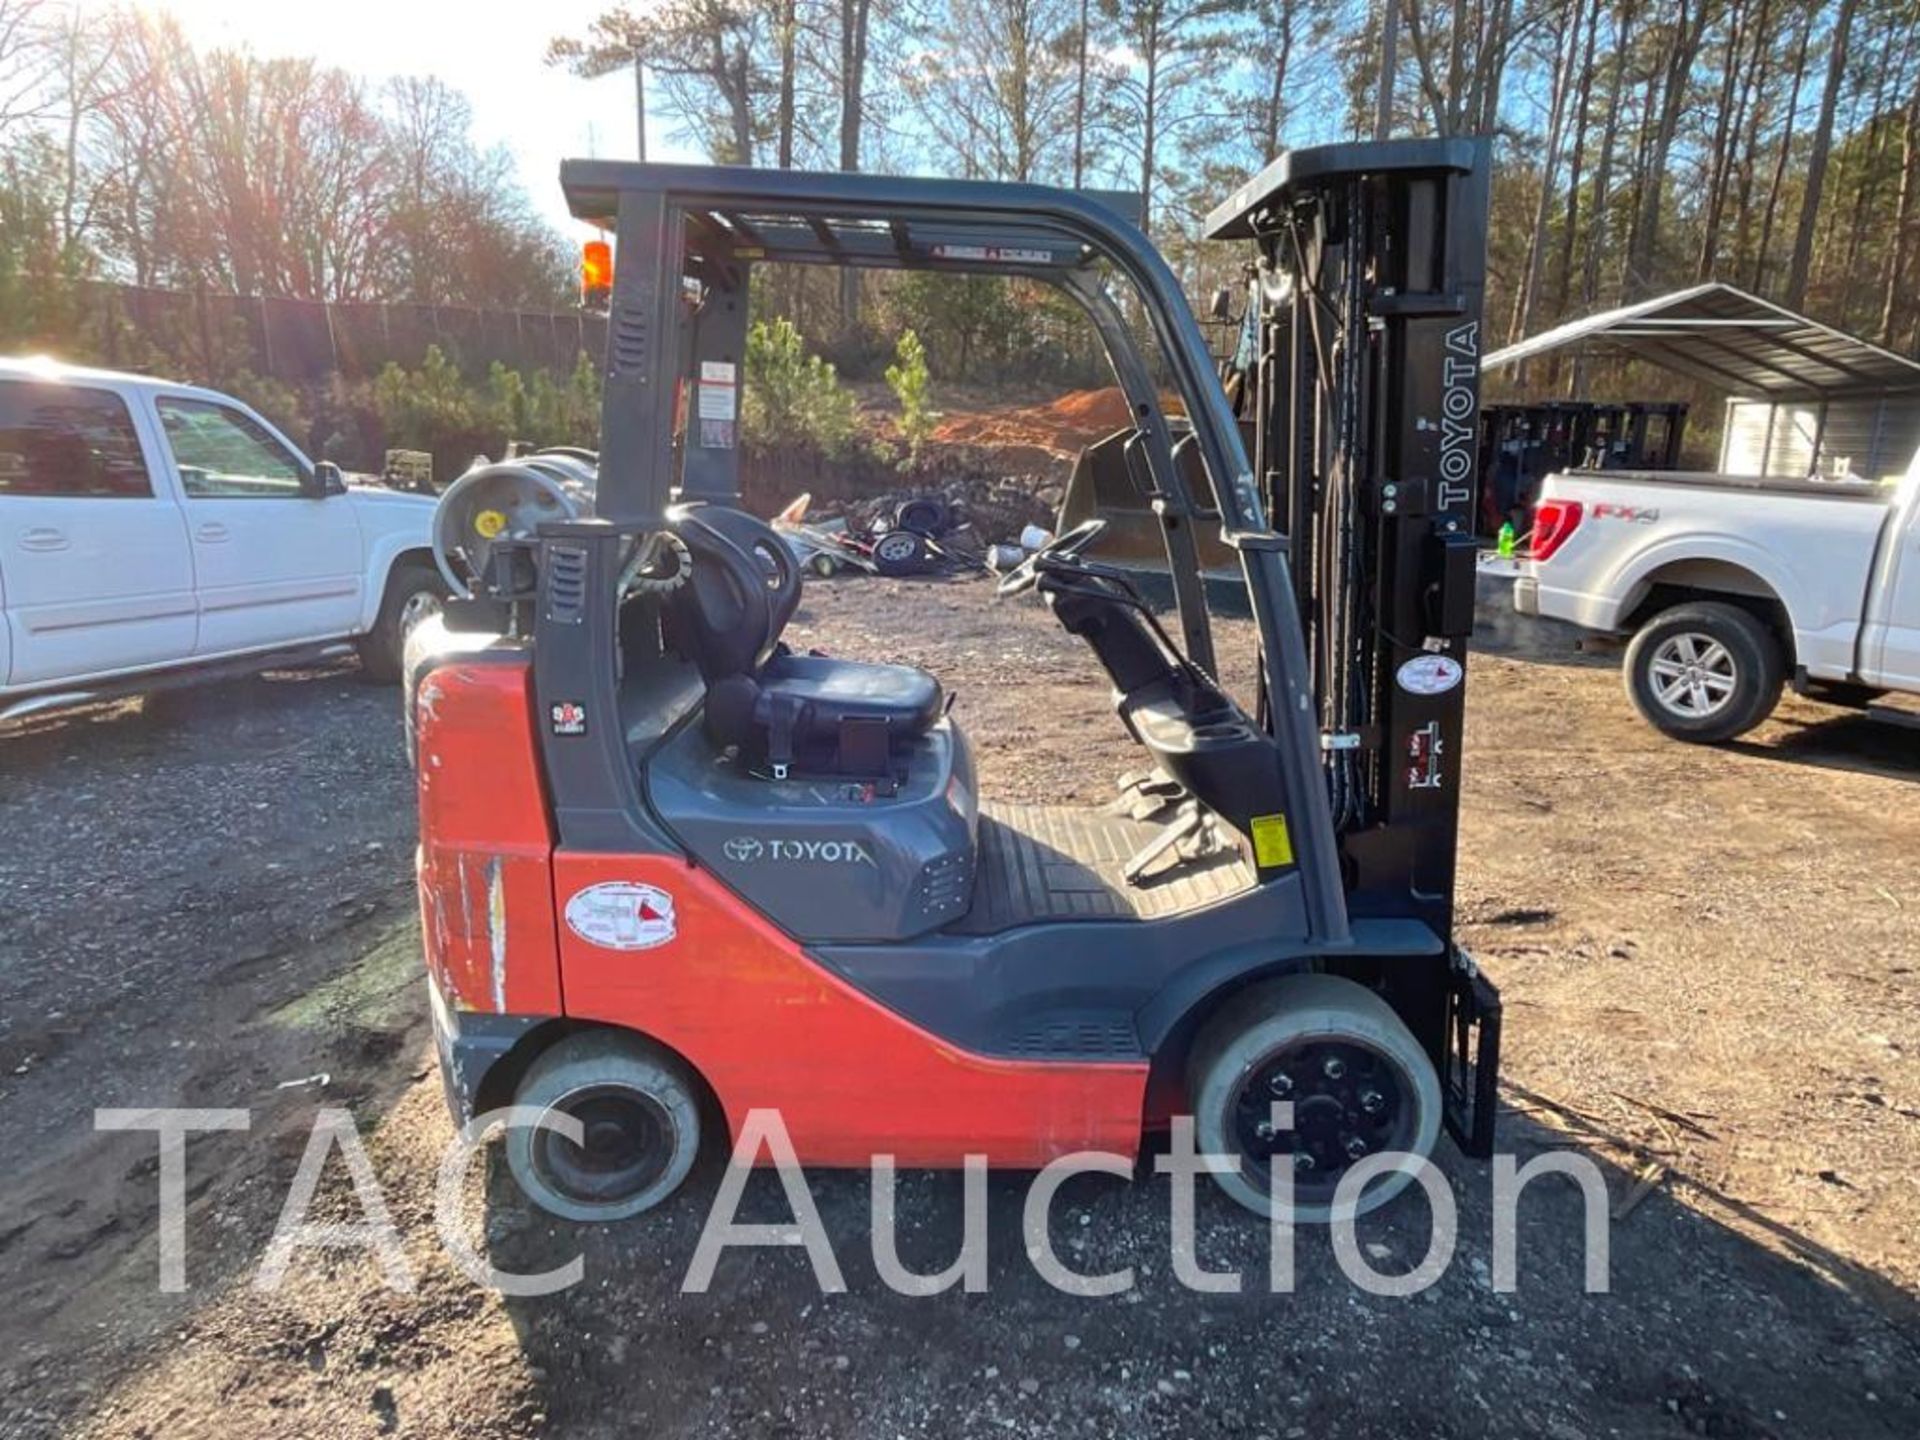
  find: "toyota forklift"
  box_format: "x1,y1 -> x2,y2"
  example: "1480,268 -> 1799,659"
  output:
410,137 -> 1500,1225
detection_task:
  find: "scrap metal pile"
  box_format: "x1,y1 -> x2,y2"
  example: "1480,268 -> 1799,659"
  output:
771,490 -> 1020,578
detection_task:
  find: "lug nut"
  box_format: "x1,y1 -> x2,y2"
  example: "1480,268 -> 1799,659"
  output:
1322,1056 -> 1347,1080
1268,1072 -> 1294,1097
1254,1120 -> 1275,1141
1344,1136 -> 1368,1160
1294,1152 -> 1316,1172
1359,1089 -> 1385,1114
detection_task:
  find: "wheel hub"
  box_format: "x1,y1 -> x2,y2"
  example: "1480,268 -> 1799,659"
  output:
1648,632 -> 1737,718
1232,1040 -> 1411,1198
533,1086 -> 675,1205
399,589 -> 443,635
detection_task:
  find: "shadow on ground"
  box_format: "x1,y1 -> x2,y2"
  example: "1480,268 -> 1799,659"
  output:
477,1102 -> 1919,1440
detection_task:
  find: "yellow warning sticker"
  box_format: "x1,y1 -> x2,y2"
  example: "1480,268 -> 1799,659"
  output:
1250,813 -> 1294,868
474,508 -> 508,539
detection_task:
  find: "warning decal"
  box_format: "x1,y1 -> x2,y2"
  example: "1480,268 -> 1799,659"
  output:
1249,813 -> 1294,868
565,881 -> 677,951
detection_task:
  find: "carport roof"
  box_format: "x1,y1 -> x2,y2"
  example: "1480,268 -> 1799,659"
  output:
1483,282 -> 1920,399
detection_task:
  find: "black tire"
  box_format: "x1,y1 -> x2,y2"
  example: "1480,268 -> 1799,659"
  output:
506,1030 -> 703,1223
871,529 -> 930,576
356,558 -> 447,683
893,496 -> 952,538
1186,973 -> 1442,1224
1624,600 -> 1783,743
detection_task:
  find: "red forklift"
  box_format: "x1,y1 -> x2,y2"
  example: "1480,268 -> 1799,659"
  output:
410,138 -> 1500,1225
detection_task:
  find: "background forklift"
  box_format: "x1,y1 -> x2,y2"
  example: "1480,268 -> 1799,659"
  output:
410,138 -> 1499,1225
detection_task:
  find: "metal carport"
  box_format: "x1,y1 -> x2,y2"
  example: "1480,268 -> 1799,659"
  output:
1484,283 -> 1920,479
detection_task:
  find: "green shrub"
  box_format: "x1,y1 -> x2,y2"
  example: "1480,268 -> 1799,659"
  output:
486,361 -> 530,439
884,329 -> 937,466
372,344 -> 495,478
222,371 -> 307,443
743,317 -> 858,457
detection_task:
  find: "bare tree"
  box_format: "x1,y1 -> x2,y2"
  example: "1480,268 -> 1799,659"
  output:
1880,82 -> 1920,343
902,0 -> 1082,183
1783,0 -> 1857,307
1099,0 -> 1239,235
552,2 -> 768,165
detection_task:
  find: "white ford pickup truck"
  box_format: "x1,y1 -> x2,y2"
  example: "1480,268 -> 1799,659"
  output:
0,358 -> 444,721
1512,451 -> 1920,741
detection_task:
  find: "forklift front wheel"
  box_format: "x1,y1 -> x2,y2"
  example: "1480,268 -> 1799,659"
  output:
1187,974 -> 1442,1225
506,1031 -> 703,1223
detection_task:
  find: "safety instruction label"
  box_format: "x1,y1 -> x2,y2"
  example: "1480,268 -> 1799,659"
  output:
1249,813 -> 1294,868
698,361 -> 737,421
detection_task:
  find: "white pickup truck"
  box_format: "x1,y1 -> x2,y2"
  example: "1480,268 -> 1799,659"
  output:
1512,452 -> 1920,741
0,358 -> 444,721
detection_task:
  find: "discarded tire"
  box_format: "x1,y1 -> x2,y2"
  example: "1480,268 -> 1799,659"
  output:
893,496 -> 953,537
871,529 -> 932,576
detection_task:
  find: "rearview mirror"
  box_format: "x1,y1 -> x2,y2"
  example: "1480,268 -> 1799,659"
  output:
1209,286 -> 1234,321
305,461 -> 348,498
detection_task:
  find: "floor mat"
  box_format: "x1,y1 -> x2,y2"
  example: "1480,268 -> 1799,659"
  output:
950,800 -> 1256,933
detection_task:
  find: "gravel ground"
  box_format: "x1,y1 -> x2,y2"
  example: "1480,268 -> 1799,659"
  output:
0,578 -> 1916,1440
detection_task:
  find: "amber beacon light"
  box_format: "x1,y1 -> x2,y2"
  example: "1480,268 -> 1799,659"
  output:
582,238 -> 613,308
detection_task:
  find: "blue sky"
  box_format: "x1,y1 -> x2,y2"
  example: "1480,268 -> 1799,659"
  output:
99,0 -> 700,235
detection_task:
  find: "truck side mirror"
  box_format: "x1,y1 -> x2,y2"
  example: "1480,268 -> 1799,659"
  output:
1209,286 -> 1234,321
306,461 -> 348,498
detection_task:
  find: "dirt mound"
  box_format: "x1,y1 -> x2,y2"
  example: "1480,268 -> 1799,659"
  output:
930,387 -> 1141,459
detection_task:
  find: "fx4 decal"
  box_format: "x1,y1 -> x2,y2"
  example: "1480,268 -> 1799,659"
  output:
1591,502 -> 1659,524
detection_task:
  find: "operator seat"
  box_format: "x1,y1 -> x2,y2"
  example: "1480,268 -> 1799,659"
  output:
663,504 -> 944,778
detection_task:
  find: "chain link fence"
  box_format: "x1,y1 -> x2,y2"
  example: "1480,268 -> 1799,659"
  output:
71,281 -> 607,385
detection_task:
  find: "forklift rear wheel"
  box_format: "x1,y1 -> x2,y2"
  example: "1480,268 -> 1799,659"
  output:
1187,974 -> 1441,1224
506,1031 -> 702,1222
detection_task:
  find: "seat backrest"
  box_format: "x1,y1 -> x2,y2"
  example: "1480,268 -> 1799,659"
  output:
663,504 -> 801,682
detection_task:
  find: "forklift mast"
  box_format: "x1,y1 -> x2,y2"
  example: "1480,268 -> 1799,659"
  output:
1208,139 -> 1492,942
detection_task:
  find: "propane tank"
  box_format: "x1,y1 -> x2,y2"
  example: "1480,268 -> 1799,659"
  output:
430,451 -> 597,601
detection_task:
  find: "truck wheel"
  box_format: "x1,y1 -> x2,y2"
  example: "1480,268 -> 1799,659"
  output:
1625,601 -> 1783,743
357,558 -> 447,683
1187,973 -> 1442,1224
506,1030 -> 703,1223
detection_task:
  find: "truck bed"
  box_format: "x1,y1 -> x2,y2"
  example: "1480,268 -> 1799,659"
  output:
1523,466 -> 1904,681
1559,467 -> 1891,502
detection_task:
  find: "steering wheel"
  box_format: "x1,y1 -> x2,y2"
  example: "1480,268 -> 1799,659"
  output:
996,518 -> 1110,597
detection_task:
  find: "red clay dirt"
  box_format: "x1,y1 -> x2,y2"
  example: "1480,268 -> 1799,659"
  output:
929,387 -> 1174,469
